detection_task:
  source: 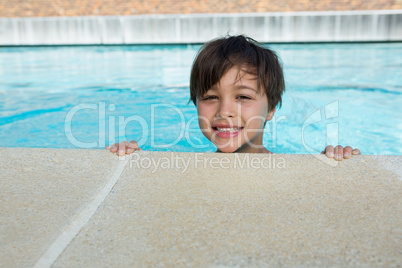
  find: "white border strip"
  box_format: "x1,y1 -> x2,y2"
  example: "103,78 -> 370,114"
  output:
1,10 -> 401,45
33,155 -> 131,268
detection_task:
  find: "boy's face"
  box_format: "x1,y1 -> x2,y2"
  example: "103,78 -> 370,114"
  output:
196,66 -> 275,153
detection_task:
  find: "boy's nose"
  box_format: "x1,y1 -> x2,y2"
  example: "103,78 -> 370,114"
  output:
217,99 -> 238,118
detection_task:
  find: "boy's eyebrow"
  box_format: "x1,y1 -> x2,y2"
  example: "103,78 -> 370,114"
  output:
205,84 -> 259,94
234,85 -> 259,93
203,85 -> 218,93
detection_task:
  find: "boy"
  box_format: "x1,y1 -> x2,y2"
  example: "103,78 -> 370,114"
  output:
107,35 -> 360,160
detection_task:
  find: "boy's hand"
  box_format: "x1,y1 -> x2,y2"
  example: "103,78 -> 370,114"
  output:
106,140 -> 142,156
321,145 -> 361,161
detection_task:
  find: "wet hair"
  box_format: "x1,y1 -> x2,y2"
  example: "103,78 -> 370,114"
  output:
190,35 -> 285,112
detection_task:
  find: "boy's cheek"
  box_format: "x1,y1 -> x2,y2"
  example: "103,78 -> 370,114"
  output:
197,106 -> 213,127
198,118 -> 212,135
197,103 -> 209,114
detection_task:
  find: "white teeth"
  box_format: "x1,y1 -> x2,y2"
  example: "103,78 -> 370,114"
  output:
216,127 -> 241,132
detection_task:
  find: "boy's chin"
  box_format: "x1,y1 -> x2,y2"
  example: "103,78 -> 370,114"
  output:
216,146 -> 239,153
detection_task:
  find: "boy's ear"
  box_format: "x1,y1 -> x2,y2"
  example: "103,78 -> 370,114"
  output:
266,107 -> 276,121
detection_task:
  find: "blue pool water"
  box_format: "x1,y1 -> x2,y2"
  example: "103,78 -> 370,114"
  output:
0,43 -> 401,155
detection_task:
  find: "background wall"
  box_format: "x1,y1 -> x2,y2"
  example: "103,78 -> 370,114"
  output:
1,0 -> 402,18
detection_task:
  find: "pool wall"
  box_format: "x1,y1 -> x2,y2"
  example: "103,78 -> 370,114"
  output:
1,10 -> 401,45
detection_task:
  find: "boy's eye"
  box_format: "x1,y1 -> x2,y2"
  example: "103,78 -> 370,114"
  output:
237,95 -> 251,100
202,95 -> 218,100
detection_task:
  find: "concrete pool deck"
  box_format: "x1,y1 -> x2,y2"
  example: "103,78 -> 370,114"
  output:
0,147 -> 401,267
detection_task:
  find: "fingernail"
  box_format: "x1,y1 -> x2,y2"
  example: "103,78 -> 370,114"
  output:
328,152 -> 334,157
336,154 -> 342,159
127,148 -> 133,152
344,152 -> 350,157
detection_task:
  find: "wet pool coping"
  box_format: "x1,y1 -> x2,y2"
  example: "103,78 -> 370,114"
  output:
0,147 -> 401,267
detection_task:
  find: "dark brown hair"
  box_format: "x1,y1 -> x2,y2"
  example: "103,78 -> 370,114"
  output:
190,35 -> 285,112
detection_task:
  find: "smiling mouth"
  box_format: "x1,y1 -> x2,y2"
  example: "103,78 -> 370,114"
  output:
213,127 -> 242,132
212,126 -> 243,138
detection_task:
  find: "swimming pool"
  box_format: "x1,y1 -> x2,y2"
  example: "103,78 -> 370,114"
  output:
0,43 -> 401,155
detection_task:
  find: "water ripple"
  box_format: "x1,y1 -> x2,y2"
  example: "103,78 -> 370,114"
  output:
297,85 -> 401,94
0,105 -> 70,126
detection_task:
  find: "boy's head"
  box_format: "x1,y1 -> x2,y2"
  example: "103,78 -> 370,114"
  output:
189,35 -> 286,153
190,35 -> 285,112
